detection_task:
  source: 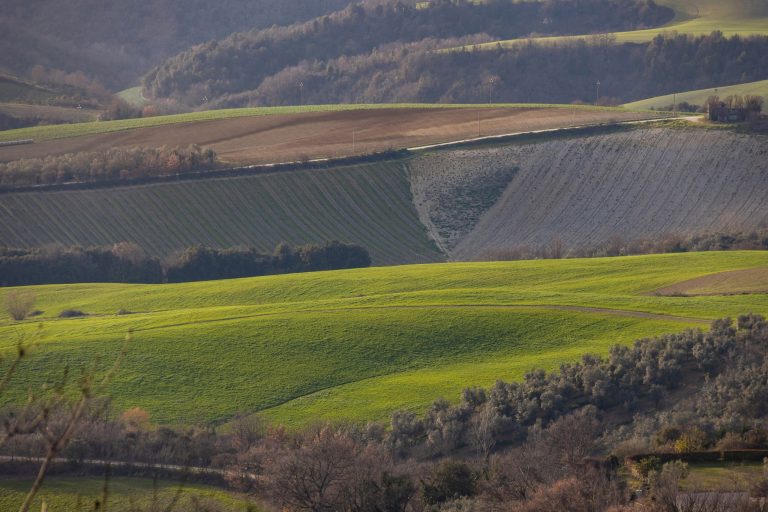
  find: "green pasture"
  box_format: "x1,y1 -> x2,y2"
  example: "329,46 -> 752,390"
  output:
117,86 -> 150,109
0,252 -> 766,428
624,79 -> 768,110
0,477 -> 258,511
683,463 -> 764,491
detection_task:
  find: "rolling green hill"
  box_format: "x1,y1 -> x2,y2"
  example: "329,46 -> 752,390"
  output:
624,79 -> 768,110
1,252 -> 766,428
466,0 -> 768,50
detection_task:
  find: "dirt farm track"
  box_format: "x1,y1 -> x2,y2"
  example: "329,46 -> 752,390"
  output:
0,107 -> 656,164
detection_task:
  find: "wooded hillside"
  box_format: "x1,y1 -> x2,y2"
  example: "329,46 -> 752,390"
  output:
203,32 -> 768,107
0,0 -> 354,89
143,0 -> 673,105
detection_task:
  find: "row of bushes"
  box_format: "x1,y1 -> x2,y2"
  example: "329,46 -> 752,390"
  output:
481,228 -> 768,261
0,241 -> 371,287
0,145 -> 216,188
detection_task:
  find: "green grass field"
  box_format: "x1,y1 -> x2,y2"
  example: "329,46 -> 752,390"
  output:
0,76 -> 55,104
0,252 -> 766,428
0,103 -> 641,143
0,160 -> 443,265
460,0 -> 768,50
684,463 -> 764,491
0,477 -> 259,511
624,79 -> 768,110
117,86 -> 150,109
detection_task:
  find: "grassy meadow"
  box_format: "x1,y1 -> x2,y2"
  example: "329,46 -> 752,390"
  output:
624,79 -> 768,110
0,251 -> 766,428
0,477 -> 258,511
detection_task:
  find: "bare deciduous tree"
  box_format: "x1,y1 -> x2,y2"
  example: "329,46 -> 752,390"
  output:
5,291 -> 36,321
470,402 -> 498,463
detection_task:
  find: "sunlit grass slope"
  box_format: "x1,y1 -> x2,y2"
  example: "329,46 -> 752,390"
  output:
1,252 -> 766,428
0,477 -> 259,512
464,0 -> 768,50
624,79 -> 768,109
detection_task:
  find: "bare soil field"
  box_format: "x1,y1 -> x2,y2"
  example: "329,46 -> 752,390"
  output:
653,267 -> 768,296
0,107 -> 653,164
409,128 -> 768,260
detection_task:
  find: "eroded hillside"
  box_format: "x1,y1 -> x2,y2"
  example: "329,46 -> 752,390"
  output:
409,127 -> 768,260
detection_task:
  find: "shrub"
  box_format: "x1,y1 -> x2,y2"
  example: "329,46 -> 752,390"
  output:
121,407 -> 151,433
58,309 -> 87,318
422,460 -> 477,506
5,290 -> 36,321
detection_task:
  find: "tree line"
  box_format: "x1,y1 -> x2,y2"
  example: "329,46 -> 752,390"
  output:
0,145 -> 217,188
143,0 -> 672,105
4,315 -> 768,511
0,241 -> 371,287
482,227 -> 768,261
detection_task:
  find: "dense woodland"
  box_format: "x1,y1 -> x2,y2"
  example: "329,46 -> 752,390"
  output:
0,241 -> 371,287
0,0 -> 356,89
199,32 -> 768,107
144,0 -> 672,105
3,315 -> 768,511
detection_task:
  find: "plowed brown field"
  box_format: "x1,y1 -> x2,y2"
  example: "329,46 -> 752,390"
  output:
653,267 -> 768,296
0,107 -> 653,164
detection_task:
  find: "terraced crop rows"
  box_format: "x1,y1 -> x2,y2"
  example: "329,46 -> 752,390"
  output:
409,128 -> 768,260
0,161 -> 443,264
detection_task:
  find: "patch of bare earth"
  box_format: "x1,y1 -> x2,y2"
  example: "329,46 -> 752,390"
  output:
652,267 -> 768,296
412,128 -> 768,260
0,107 -> 652,164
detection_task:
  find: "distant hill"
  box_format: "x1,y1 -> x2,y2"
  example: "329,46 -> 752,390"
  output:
0,0 -> 355,89
143,0 -> 673,106
624,79 -> 768,110
465,0 -> 768,48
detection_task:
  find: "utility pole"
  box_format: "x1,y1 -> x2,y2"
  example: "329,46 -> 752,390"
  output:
477,109 -> 481,137
488,77 -> 497,104
352,129 -> 356,153
298,81 -> 304,106
673,92 -> 677,117
595,80 -> 601,106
